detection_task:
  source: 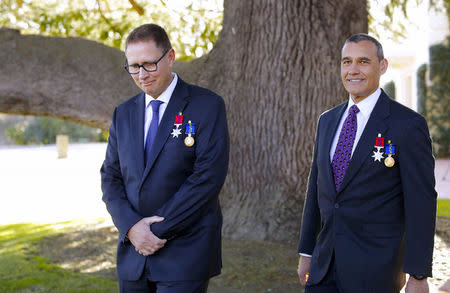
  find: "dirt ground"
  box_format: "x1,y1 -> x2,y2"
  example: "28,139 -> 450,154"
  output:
33,217 -> 450,293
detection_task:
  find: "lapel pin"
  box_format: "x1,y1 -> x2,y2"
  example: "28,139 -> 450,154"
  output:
372,133 -> 385,162
384,140 -> 395,167
184,120 -> 195,147
171,112 -> 183,138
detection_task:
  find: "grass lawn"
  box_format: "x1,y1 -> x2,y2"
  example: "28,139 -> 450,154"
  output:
437,199 -> 450,217
0,218 -> 302,293
1,201 -> 449,293
0,219 -> 118,293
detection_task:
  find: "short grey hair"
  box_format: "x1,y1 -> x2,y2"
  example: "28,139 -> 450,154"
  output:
344,33 -> 384,61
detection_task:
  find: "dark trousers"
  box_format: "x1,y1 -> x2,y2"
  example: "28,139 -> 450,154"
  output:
305,254 -> 343,293
119,279 -> 209,293
119,258 -> 209,293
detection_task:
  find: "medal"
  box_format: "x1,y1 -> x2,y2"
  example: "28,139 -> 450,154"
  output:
372,133 -> 385,162
174,113 -> 183,125
374,133 -> 384,150
184,120 -> 195,147
384,140 -> 395,167
171,112 -> 183,138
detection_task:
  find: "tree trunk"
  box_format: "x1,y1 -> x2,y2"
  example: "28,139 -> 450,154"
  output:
0,0 -> 367,241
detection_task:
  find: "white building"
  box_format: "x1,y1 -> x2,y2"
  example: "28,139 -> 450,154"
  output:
377,1 -> 449,111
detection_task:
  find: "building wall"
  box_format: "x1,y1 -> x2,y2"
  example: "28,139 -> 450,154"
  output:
379,1 -> 449,111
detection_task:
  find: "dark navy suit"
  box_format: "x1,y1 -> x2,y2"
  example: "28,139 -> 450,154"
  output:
298,91 -> 436,293
101,78 -> 229,283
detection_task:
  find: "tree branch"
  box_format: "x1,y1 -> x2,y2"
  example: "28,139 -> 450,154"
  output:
96,0 -> 120,33
128,0 -> 145,15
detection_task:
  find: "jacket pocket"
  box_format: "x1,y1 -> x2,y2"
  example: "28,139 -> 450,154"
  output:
361,223 -> 403,238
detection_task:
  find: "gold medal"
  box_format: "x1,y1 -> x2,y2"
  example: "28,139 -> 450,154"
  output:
184,134 -> 195,147
184,120 -> 195,147
384,155 -> 395,167
384,140 -> 396,167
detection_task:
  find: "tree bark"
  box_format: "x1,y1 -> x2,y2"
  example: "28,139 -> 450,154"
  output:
0,0 -> 367,241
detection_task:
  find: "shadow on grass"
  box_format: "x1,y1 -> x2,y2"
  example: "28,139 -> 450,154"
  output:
35,225 -> 118,281
436,217 -> 450,244
30,222 -> 304,293
0,221 -> 118,293
4,216 -> 449,293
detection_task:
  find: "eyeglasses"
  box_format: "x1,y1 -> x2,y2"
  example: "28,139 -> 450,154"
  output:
124,48 -> 170,74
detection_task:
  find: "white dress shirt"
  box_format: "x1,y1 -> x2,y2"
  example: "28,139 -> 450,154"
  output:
144,73 -> 178,146
329,88 -> 381,161
300,88 -> 381,258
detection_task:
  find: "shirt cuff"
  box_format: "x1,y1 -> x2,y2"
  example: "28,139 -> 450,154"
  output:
299,253 -> 312,257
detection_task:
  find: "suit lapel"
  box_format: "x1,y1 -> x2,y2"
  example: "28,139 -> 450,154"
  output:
141,79 -> 189,181
338,92 -> 390,194
323,102 -> 348,196
130,92 -> 146,177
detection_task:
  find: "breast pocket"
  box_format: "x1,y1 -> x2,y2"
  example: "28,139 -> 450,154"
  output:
161,135 -> 196,165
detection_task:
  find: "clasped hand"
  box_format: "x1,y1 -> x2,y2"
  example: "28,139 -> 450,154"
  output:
127,216 -> 167,256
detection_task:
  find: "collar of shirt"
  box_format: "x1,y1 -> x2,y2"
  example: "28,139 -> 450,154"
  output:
346,87 -> 381,122
329,88 -> 381,161
144,73 -> 178,144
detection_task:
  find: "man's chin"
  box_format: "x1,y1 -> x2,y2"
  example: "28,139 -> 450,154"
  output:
345,87 -> 366,98
142,87 -> 156,96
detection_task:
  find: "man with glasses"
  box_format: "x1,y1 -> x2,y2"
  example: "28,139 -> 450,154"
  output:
101,23 -> 229,293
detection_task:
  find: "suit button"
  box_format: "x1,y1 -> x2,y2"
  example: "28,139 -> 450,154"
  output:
334,203 -> 339,208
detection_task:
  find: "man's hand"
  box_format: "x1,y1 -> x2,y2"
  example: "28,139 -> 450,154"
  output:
127,216 -> 167,256
405,276 -> 429,293
297,255 -> 311,286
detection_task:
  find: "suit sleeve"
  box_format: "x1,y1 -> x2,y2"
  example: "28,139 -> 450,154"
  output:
298,116 -> 322,255
399,115 -> 437,277
151,96 -> 229,239
100,108 -> 142,243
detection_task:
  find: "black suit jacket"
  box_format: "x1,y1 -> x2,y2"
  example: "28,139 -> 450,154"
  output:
101,78 -> 229,281
298,91 -> 436,292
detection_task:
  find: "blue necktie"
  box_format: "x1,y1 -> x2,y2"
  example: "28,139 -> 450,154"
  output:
144,100 -> 163,165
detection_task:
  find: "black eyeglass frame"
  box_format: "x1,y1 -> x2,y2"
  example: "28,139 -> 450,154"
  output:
124,48 -> 171,74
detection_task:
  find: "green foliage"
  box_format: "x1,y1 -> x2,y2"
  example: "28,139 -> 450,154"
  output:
414,40 -> 449,158
416,63 -> 428,116
368,0 -> 447,41
368,0 -> 408,40
446,0 -> 450,18
0,0 -> 442,58
0,220 -> 117,293
5,125 -> 26,145
0,0 -> 223,60
437,199 -> 450,217
383,80 -> 396,100
427,37 -> 450,157
6,116 -> 106,145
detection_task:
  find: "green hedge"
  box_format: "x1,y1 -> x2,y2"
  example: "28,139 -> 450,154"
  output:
6,116 -> 107,145
383,80 -> 396,100
427,37 -> 450,157
416,63 -> 427,116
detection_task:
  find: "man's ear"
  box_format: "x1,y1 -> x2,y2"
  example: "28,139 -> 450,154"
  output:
168,48 -> 176,65
380,58 -> 388,75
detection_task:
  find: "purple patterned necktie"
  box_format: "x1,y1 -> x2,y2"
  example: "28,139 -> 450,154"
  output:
332,104 -> 360,191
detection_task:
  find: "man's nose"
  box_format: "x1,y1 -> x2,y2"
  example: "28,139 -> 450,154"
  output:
138,67 -> 150,79
347,62 -> 359,74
